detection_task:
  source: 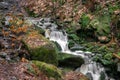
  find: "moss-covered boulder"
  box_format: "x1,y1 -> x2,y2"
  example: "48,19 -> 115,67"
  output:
22,31 -> 58,65
32,60 -> 62,80
58,53 -> 84,69
0,59 -> 49,80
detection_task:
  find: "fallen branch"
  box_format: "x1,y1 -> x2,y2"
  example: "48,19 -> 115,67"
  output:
113,53 -> 120,60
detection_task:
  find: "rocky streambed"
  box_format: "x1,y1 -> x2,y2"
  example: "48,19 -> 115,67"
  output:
0,0 -> 89,80
0,0 -> 120,80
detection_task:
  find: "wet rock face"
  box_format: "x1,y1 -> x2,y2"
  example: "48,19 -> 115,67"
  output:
86,73 -> 93,80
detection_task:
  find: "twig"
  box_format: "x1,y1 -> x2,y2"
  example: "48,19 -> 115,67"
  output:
17,43 -> 22,50
113,53 -> 120,60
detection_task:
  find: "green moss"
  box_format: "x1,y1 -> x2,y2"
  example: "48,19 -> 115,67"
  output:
81,42 -> 116,65
32,60 -> 62,80
79,13 -> 90,29
35,26 -> 45,35
58,53 -> 84,69
58,52 -> 75,60
22,32 -> 58,66
30,43 -> 58,66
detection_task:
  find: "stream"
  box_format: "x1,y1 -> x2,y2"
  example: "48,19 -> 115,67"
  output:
28,18 -> 115,80
0,0 -> 118,80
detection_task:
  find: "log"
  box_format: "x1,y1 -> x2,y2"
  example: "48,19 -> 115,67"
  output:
113,53 -> 120,60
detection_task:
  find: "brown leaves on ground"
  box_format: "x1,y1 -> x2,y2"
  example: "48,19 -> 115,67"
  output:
20,0 -> 87,22
20,0 -> 118,23
20,0 -> 53,16
0,12 -> 50,79
0,60 -> 48,80
24,31 -> 48,48
64,71 -> 89,80
0,14 -> 30,60
7,14 -> 29,35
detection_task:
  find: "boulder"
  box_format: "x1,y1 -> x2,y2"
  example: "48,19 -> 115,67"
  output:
22,31 -> 58,65
70,44 -> 84,51
58,53 -> 84,69
32,60 -> 62,80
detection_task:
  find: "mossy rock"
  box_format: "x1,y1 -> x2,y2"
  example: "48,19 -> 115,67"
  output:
52,41 -> 62,51
32,60 -> 62,80
22,31 -> 58,65
58,53 -> 84,69
35,26 -> 45,35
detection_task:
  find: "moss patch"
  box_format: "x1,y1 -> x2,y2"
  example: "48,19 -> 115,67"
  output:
32,60 -> 62,80
23,31 -> 58,65
58,53 -> 84,69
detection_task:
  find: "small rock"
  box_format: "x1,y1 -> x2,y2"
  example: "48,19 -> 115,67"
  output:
98,36 -> 110,43
0,52 -> 7,58
0,2 -> 8,10
70,44 -> 84,51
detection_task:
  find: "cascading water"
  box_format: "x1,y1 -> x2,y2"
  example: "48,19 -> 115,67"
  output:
46,30 -> 69,52
27,18 -> 111,80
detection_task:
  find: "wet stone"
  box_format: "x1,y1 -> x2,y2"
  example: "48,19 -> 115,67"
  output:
0,2 -> 9,10
86,73 -> 93,80
0,52 -> 7,58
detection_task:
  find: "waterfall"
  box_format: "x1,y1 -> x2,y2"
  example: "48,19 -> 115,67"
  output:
45,30 -> 69,52
28,18 -> 110,80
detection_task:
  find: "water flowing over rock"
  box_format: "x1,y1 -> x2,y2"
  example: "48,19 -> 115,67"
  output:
46,30 -> 69,52
75,55 -> 108,80
27,17 -> 110,80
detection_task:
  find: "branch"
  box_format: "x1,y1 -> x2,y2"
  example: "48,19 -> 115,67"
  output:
113,53 -> 120,60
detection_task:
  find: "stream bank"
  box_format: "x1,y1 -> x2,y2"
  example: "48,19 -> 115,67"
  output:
0,0 -> 120,80
0,0 -> 89,80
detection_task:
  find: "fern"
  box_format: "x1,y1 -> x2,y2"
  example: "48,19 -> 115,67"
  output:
89,15 -> 110,36
79,14 -> 90,29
